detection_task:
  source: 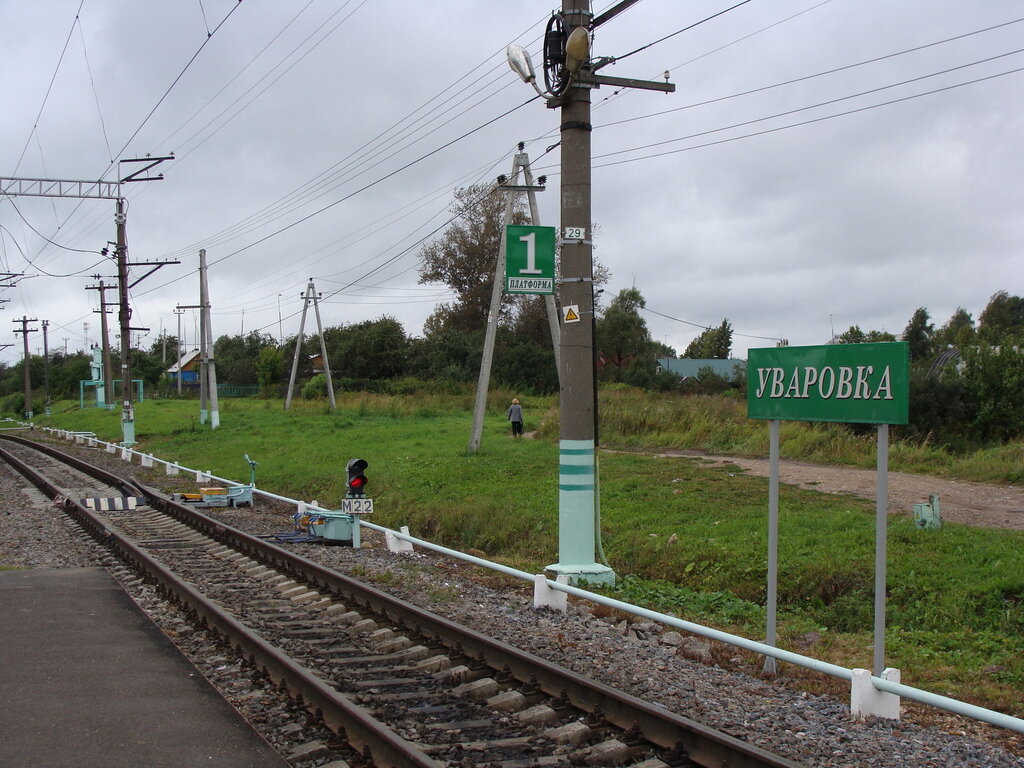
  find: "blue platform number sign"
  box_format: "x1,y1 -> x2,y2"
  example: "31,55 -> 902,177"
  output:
505,225 -> 555,294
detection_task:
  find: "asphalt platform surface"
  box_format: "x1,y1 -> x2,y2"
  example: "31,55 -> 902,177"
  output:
0,567 -> 288,768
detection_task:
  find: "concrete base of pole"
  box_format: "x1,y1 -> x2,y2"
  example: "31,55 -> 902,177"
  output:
851,667 -> 901,721
544,562 -> 615,587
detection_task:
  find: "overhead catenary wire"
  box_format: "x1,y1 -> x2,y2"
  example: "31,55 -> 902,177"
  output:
642,306 -> 785,343
10,0 -> 85,176
586,62 -> 1024,169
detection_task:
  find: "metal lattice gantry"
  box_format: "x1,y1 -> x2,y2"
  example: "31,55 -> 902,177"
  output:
0,176 -> 120,200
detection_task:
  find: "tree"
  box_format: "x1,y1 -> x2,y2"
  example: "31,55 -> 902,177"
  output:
837,325 -> 866,344
978,291 -> 1024,343
934,307 -> 974,349
214,331 -> 277,386
961,340 -> 1024,442
683,318 -> 733,359
326,317 -> 409,381
418,184 -> 526,333
837,326 -> 896,344
902,307 -> 934,363
596,288 -> 652,370
257,347 -> 285,388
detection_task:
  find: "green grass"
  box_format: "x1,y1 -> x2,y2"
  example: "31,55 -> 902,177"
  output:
29,391 -> 1024,716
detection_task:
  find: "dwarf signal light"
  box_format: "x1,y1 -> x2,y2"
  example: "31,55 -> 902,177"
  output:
346,458 -> 368,498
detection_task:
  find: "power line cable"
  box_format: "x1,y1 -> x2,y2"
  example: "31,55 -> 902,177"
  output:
10,0 -> 85,175
596,17 -> 1024,131
76,15 -> 114,163
642,305 -> 784,342
111,0 -> 245,161
607,0 -> 754,66
587,49 -> 1024,163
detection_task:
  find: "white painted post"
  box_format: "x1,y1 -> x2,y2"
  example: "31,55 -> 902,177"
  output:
851,667 -> 901,720
166,462 -> 180,476
106,443 -> 116,454
533,574 -> 568,612
385,525 -> 415,554
120,447 -> 131,461
141,454 -> 154,468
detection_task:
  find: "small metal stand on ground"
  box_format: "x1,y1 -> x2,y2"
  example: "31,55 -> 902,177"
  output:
290,458 -> 372,546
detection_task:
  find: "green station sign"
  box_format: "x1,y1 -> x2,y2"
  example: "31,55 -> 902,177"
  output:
505,224 -> 555,294
747,342 -> 909,424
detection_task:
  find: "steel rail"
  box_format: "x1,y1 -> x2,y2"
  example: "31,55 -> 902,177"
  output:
2,434 -> 803,768
0,438 -> 441,768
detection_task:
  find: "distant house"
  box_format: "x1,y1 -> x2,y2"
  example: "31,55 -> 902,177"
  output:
166,350 -> 202,384
656,358 -> 746,382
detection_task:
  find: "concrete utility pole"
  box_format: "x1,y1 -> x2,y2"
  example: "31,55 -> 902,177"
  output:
87,278 -> 115,408
200,249 -> 220,428
174,308 -> 184,395
467,147 -> 558,454
507,0 -> 673,584
0,160 -> 174,442
554,0 -> 608,584
41,320 -> 51,415
285,284 -> 312,410
309,281 -> 336,410
12,316 -> 38,418
285,280 -> 335,409
115,198 -> 136,444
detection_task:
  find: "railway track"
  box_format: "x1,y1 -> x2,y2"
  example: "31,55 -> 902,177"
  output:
0,433 -> 804,768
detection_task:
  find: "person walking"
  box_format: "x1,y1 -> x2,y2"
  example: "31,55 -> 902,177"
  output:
508,398 -> 524,438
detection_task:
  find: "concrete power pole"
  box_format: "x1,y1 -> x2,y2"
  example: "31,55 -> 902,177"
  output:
467,147 -> 558,453
115,198 -> 136,445
309,281 -> 336,410
87,278 -> 114,409
506,0 -> 672,584
41,320 -> 51,415
200,249 -> 220,428
285,280 -> 335,409
174,308 -> 184,395
12,316 -> 38,418
284,284 -> 312,410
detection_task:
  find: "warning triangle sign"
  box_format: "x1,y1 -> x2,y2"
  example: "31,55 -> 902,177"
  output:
562,305 -> 580,323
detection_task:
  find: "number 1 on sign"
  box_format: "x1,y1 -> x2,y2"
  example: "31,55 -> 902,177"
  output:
518,232 -> 542,274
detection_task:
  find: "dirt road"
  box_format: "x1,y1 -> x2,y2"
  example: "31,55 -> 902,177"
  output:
643,450 -> 1024,532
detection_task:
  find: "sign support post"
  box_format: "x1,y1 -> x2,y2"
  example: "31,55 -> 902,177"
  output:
763,418 -> 780,674
874,422 -> 889,675
747,342 -> 908,677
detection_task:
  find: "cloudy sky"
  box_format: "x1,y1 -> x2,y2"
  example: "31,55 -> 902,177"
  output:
1,0 -> 1021,366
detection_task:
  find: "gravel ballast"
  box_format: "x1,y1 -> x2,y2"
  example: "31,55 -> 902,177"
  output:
3,433 -> 1023,768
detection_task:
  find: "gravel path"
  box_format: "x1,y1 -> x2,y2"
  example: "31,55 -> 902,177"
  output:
3,433 -> 1024,768
635,449 -> 1024,531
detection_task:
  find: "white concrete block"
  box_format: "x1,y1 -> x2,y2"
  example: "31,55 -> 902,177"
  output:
166,462 -> 180,475
851,667 -> 900,721
533,573 -> 568,612
385,526 -> 415,554
120,448 -> 131,461
141,454 -> 154,468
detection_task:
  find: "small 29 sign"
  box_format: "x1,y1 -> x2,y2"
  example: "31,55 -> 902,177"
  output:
564,226 -> 585,240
